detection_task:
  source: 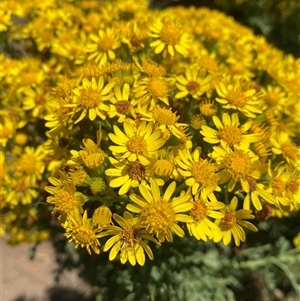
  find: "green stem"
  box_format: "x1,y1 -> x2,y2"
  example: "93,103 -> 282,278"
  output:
174,182 -> 187,196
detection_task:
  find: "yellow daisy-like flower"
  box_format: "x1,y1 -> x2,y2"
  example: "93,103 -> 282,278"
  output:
14,145 -> 46,186
200,112 -> 260,146
92,206 -> 113,228
213,196 -> 258,246
67,138 -> 105,170
105,156 -> 164,195
186,191 -> 225,241
210,142 -> 260,192
45,172 -> 85,219
86,29 -> 121,65
150,19 -> 190,56
242,176 -> 275,211
175,67 -> 213,100
6,178 -> 38,207
63,209 -> 103,255
270,131 -> 300,169
108,83 -> 136,123
22,85 -> 51,118
127,180 -> 193,242
108,120 -> 166,165
69,77 -> 114,124
134,76 -> 169,107
101,212 -> 159,266
262,84 -> 287,111
176,147 -> 220,195
138,105 -> 189,140
215,79 -> 262,118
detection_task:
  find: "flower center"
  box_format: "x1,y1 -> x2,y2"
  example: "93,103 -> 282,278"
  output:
140,200 -> 175,236
93,206 -> 112,227
34,94 -> 45,105
281,142 -> 298,160
190,160 -> 218,187
54,189 -> 74,214
154,159 -> 174,177
116,100 -> 130,115
79,87 -> 101,109
16,154 -> 36,175
98,37 -> 115,51
218,126 -> 243,146
58,105 -> 73,118
120,227 -> 139,249
190,199 -> 209,222
147,78 -> 168,98
160,24 -> 181,45
0,127 -> 12,139
223,150 -> 252,179
152,107 -> 178,125
71,169 -> 87,186
271,177 -> 285,192
128,161 -> 146,180
221,212 -> 237,229
288,180 -> 299,194
227,90 -> 248,107
187,81 -> 200,92
126,135 -> 147,154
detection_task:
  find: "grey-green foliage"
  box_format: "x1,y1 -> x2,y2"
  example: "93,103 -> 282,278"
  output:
50,220 -> 300,301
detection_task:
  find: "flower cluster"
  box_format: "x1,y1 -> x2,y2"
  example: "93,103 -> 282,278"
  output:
1,0 -> 299,263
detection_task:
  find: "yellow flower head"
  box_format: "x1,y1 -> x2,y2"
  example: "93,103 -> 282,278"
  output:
176,147 -> 220,196
186,191 -> 225,241
63,209 -> 103,255
127,180 -> 193,242
70,77 -> 115,124
213,196 -> 258,246
101,211 -> 159,266
211,142 -> 260,192
108,120 -> 166,165
200,112 -> 260,146
175,67 -> 213,100
150,18 -> 190,57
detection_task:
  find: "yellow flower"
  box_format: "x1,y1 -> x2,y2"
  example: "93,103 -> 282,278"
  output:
242,176 -> 275,211
68,138 -> 105,170
270,131 -> 300,169
134,76 -> 169,107
22,86 -> 50,118
127,180 -> 193,242
262,84 -> 287,111
101,212 -> 159,266
63,209 -> 103,255
200,112 -> 260,146
92,206 -> 113,227
138,105 -> 189,140
86,28 -> 121,65
108,120 -> 166,165
293,232 -> 300,247
150,19 -> 190,56
14,146 -> 46,186
6,178 -> 38,207
175,67 -> 213,100
186,191 -> 225,241
176,147 -> 220,195
108,83 -> 136,123
215,79 -> 262,118
105,156 -> 163,195
211,142 -> 260,192
213,196 -> 258,246
69,77 -> 115,124
45,172 -> 85,219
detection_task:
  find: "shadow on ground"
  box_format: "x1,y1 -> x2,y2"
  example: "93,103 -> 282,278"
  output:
13,286 -> 95,301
